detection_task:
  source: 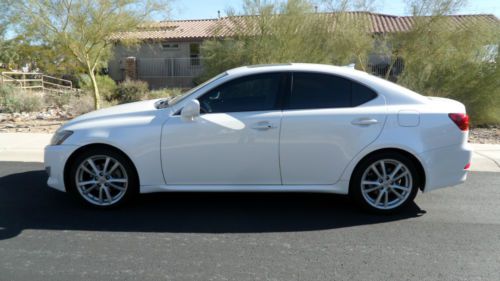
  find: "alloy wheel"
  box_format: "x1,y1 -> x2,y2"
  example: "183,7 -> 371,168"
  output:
360,159 -> 413,210
75,155 -> 129,206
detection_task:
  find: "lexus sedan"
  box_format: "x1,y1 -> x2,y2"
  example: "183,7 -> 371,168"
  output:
44,63 -> 472,213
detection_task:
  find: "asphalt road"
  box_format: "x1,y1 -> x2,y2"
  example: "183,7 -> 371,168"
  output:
0,161 -> 499,281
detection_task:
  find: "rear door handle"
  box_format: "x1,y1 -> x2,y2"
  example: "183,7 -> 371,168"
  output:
251,121 -> 276,130
351,118 -> 379,126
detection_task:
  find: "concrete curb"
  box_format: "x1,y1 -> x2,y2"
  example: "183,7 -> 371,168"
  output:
1,132 -> 499,172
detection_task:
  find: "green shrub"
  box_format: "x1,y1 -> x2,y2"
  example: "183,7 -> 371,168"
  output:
44,91 -> 73,108
0,84 -> 44,113
113,79 -> 149,104
66,91 -> 95,116
80,74 -> 117,101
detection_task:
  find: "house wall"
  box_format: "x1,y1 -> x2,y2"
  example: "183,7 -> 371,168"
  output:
108,37 -> 403,88
108,41 -> 202,89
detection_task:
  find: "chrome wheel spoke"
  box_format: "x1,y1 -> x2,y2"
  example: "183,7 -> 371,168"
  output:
391,184 -> 410,192
390,188 -> 404,200
380,160 -> 387,177
374,189 -> 385,206
393,171 -> 409,182
103,186 -> 112,203
384,189 -> 389,207
103,157 -> 111,174
390,163 -> 402,179
77,180 -> 97,186
107,162 -> 120,175
87,159 -> 100,175
108,178 -> 127,183
98,187 -> 104,203
370,164 -> 383,179
362,180 -> 380,186
364,184 -> 382,193
81,165 -> 97,177
83,184 -> 98,194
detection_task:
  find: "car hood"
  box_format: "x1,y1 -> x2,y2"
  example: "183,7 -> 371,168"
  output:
60,99 -> 166,131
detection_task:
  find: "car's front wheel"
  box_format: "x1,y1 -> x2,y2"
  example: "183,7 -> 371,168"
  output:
350,152 -> 420,214
67,147 -> 138,208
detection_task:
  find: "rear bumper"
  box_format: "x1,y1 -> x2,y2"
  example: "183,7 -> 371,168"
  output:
44,144 -> 79,192
419,142 -> 472,192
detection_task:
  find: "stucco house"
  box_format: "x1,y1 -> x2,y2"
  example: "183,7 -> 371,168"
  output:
108,12 -> 498,89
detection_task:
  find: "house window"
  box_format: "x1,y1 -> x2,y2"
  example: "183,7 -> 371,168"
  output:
162,42 -> 179,50
190,43 -> 200,66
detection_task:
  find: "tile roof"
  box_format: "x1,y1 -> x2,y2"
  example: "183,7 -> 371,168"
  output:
110,12 -> 498,41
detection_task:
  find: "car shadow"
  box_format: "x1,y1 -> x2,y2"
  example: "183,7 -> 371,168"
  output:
0,163 -> 426,240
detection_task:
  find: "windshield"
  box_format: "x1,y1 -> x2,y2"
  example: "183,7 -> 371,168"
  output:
167,72 -> 228,106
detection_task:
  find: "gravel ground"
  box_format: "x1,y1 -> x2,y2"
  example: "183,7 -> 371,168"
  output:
0,111 -> 69,134
469,127 -> 500,144
1,111 -> 499,144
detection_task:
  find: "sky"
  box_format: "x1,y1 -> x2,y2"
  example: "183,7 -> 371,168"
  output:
171,0 -> 500,20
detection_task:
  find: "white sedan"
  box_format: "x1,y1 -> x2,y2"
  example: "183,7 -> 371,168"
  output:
44,63 -> 472,213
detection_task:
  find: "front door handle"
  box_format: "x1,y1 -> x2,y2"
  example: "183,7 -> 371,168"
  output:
351,118 -> 379,126
251,121 -> 276,130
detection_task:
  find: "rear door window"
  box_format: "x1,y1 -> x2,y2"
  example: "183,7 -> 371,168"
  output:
287,72 -> 377,109
287,72 -> 351,109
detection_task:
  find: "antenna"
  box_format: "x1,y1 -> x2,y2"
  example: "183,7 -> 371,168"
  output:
218,10 -> 221,19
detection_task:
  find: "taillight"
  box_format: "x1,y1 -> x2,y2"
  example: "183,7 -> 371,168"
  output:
464,162 -> 471,170
448,113 -> 469,131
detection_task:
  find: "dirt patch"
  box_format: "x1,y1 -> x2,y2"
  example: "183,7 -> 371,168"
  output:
469,127 -> 500,144
0,110 -> 70,134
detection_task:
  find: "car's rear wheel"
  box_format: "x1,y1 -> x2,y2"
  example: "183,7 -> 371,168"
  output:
350,152 -> 419,214
67,147 -> 138,208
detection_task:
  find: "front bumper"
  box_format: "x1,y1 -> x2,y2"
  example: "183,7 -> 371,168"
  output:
44,144 -> 79,192
419,142 -> 472,192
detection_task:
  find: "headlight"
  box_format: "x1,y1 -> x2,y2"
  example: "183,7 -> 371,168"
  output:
50,130 -> 73,145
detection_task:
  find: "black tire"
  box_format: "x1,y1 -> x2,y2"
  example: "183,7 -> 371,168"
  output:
66,147 -> 139,208
349,151 -> 420,214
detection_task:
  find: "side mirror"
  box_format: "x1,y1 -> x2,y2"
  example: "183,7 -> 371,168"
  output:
181,99 -> 200,121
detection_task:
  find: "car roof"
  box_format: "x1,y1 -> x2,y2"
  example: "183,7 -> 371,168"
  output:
226,63 -> 361,76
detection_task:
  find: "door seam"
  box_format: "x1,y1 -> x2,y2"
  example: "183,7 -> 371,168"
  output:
278,111 -> 284,185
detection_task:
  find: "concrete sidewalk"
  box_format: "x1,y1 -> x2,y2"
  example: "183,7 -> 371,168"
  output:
472,144 -> 500,172
0,132 -> 499,172
0,133 -> 52,162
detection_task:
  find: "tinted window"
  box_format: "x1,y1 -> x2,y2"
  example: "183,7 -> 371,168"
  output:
288,73 -> 351,109
352,82 -> 377,106
198,73 -> 283,113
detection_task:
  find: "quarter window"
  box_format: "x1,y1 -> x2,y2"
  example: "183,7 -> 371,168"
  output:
198,73 -> 283,113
